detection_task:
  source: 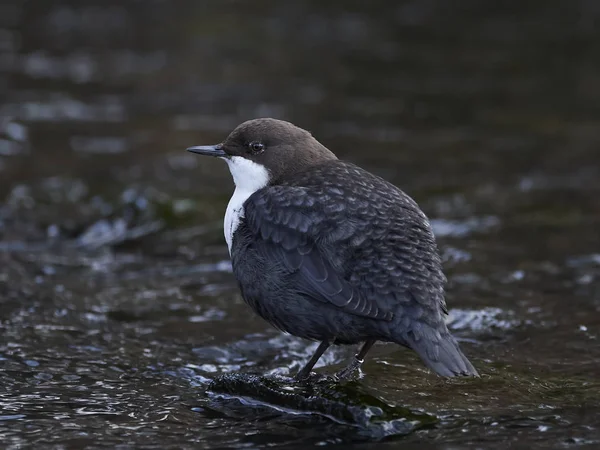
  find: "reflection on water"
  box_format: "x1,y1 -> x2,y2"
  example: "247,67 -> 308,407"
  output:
1,0 -> 600,448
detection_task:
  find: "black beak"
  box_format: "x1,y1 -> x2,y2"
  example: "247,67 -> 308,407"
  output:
186,144 -> 227,157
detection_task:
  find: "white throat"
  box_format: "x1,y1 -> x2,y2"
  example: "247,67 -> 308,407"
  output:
223,156 -> 270,254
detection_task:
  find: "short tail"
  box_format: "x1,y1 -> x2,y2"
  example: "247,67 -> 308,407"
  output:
400,325 -> 479,377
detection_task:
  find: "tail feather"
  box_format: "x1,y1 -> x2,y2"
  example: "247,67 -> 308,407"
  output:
401,324 -> 479,377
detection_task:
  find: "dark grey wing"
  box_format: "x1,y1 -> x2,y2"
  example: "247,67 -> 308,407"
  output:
244,161 -> 448,323
243,185 -> 394,320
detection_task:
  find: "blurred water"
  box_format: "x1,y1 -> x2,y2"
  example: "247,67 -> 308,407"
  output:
1,1 -> 600,448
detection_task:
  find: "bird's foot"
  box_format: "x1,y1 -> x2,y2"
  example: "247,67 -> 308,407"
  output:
294,368 -> 311,382
295,371 -> 336,385
333,356 -> 364,382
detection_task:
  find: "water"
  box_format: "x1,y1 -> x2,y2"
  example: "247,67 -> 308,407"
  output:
1,1 -> 600,448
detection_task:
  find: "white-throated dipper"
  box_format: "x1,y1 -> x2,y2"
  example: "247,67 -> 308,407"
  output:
187,118 -> 478,381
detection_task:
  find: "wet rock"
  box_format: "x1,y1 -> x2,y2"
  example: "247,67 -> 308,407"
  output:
206,373 -> 436,439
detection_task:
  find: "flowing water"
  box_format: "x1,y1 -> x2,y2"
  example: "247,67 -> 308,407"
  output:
1,1 -> 600,448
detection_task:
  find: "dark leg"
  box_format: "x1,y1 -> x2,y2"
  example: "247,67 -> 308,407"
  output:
295,340 -> 331,381
334,339 -> 377,381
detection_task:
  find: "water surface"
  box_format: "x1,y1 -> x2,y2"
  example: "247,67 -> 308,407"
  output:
1,1 -> 600,448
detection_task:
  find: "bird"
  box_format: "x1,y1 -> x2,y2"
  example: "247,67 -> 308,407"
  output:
187,118 -> 478,381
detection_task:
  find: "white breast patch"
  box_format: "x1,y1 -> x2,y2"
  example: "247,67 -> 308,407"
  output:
223,156 -> 270,254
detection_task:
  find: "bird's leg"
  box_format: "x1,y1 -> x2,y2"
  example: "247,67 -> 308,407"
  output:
295,340 -> 331,381
334,339 -> 376,381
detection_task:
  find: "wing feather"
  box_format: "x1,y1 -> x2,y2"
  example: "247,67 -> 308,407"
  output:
241,161 -> 446,322
244,186 -> 393,321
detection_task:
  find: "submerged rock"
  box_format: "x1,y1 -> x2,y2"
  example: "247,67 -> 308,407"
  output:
206,373 -> 436,439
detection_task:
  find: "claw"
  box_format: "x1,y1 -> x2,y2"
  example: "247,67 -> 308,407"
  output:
333,356 -> 364,381
296,372 -> 335,385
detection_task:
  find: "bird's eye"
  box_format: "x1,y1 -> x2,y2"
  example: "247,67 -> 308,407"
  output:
248,141 -> 265,154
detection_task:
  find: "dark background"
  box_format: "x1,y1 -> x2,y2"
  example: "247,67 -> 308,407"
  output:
1,1 -> 599,448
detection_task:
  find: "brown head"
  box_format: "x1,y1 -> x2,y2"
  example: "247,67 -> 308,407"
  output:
187,118 -> 337,189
